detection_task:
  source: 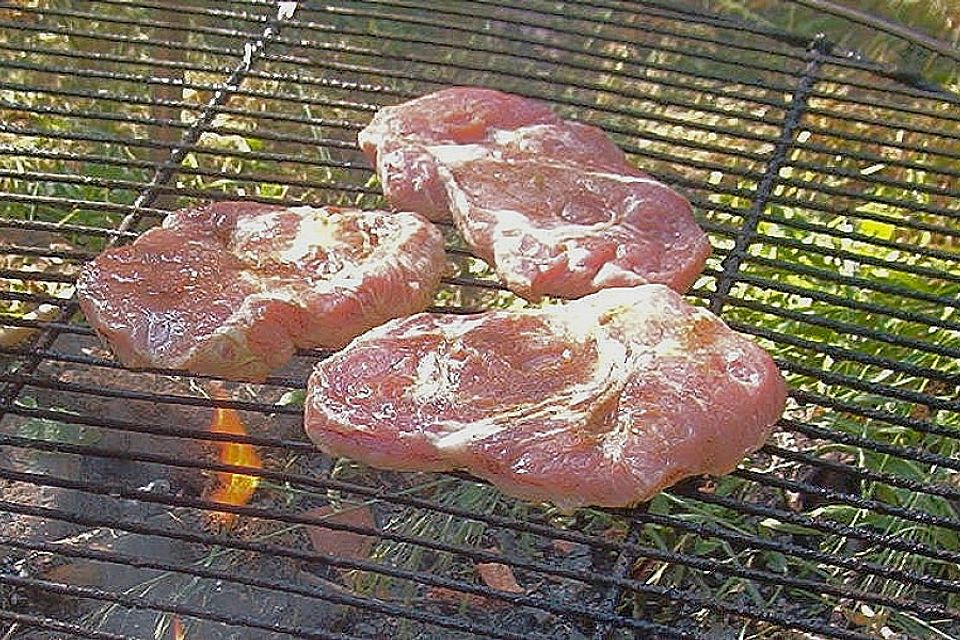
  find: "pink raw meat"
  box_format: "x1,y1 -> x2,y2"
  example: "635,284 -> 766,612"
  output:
77,202 -> 445,381
359,87 -> 711,300
305,284 -> 787,509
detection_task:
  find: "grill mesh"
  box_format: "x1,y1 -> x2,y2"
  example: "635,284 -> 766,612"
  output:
1,1 -> 959,639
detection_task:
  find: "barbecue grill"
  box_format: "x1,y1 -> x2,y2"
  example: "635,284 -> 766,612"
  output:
1,1 -> 958,638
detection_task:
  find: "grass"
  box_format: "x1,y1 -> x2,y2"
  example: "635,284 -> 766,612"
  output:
1,0 -> 959,638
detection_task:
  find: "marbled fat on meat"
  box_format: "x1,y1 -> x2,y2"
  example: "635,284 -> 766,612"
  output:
359,88 -> 711,300
305,285 -> 787,509
77,202 -> 445,381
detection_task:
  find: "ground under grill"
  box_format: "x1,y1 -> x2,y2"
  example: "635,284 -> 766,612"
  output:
1,1 -> 959,639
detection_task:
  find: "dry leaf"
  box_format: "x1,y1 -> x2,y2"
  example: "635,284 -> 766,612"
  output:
304,505 -> 377,560
425,585 -> 504,610
600,525 -> 628,542
171,616 -> 186,640
551,538 -> 578,555
841,603 -> 889,628
42,561 -> 103,586
475,562 -> 525,594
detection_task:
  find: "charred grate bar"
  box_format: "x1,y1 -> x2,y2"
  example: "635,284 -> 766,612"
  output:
1,0 -> 959,638
0,1 -> 292,410
710,36 -> 825,314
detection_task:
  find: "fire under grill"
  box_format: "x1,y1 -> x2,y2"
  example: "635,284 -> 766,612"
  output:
1,1 -> 959,638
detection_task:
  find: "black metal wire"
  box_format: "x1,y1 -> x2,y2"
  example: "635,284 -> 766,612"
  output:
0,611 -> 133,640
6,356 -> 955,535
0,574 -> 357,640
0,462 -> 934,637
710,38 -> 825,314
592,519 -> 646,640
1,372 -> 954,603
0,538 -> 535,640
3,56 -> 957,210
0,1 -> 290,416
678,485 -> 960,566
351,0 -> 960,115
0,19 -> 241,62
613,0 -> 960,92
0,344 -> 305,389
2,2 -> 959,638
763,443 -> 960,503
0,403 -> 953,626
12,7 -> 959,161
283,7 -> 796,111
796,139 -> 960,180
787,0 -> 960,63
4,345 -> 952,463
1,363 -> 954,565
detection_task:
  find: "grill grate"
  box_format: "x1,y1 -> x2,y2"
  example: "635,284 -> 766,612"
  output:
1,1 -> 959,638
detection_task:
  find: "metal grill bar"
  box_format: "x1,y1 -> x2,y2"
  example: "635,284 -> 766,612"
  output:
12,3 -> 268,39
0,346 -> 303,388
711,39 -> 824,314
5,402 -> 954,579
0,574 -> 355,640
0,611 -> 131,640
683,486 -> 960,566
4,375 -> 955,555
3,66 -> 957,204
0,373 -> 954,601
0,463 -> 939,638
0,20 -> 240,61
3,337 -> 952,444
3,174 -> 955,291
0,504 -> 681,640
2,377 -> 955,570
788,0 -> 960,62
0,454 -> 951,637
0,2 -> 290,413
3,272 -> 955,384
7,203 -> 954,323
279,11 -> 796,108
783,416 -> 959,481
4,257 -> 955,383
0,540 -> 536,640
3,2 -> 959,638
592,521 -> 647,640
1,418 -> 952,636
353,0 -> 960,111
11,7 -> 960,151
3,307 -> 955,406
81,0 -> 951,108
764,443 -> 960,502
635,499 -> 959,592
608,0 -> 958,86
3,286 -> 955,398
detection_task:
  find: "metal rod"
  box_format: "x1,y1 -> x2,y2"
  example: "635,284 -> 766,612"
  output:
711,38 -> 825,314
0,611 -> 131,640
0,472 -> 916,636
592,518 -> 646,640
0,574 -> 356,640
786,0 -> 960,63
0,1 -> 295,414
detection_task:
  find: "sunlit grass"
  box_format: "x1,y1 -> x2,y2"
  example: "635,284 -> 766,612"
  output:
2,1 -> 959,638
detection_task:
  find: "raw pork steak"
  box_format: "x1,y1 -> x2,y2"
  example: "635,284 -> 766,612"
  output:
305,285 -> 787,509
359,87 -> 711,300
77,202 -> 445,381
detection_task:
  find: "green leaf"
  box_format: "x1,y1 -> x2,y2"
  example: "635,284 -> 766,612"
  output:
278,389 -> 306,408
758,517 -> 822,536
18,417 -> 101,446
857,218 -> 896,240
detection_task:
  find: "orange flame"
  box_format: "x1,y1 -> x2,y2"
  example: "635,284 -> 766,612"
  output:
207,392 -> 262,524
171,616 -> 185,640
